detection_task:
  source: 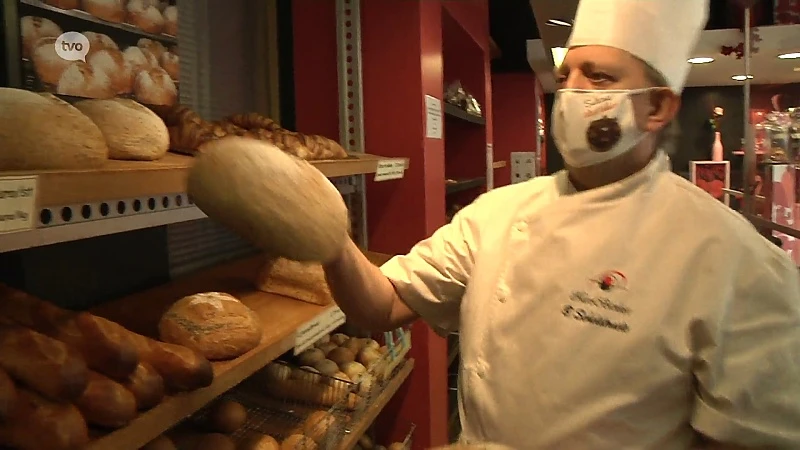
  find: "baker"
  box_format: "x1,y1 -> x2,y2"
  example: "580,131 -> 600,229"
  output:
323,0 -> 800,448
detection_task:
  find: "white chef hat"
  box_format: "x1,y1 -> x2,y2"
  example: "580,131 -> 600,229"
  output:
567,0 -> 709,93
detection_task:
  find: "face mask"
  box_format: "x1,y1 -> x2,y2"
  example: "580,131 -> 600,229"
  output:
552,88 -> 652,168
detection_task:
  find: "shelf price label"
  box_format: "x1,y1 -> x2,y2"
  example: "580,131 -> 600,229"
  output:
0,176 -> 37,234
374,159 -> 406,182
294,305 -> 346,355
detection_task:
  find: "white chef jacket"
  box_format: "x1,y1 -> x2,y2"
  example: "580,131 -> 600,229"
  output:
381,152 -> 800,449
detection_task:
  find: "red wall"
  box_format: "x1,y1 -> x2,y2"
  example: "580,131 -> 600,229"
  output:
491,73 -> 539,186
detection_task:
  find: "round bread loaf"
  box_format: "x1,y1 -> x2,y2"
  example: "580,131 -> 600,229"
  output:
138,38 -> 167,61
134,67 -> 177,106
158,292 -> 263,360
31,37 -> 71,86
56,61 -> 115,99
187,137 -> 350,263
20,16 -> 62,59
160,51 -> 179,80
75,98 -> 169,161
127,0 -> 165,34
123,46 -> 158,74
88,49 -> 134,94
82,0 -> 125,23
163,5 -> 178,36
0,89 -> 108,170
83,31 -> 119,56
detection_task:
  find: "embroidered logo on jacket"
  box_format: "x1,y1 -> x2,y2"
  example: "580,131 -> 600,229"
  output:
559,270 -> 632,333
591,270 -> 628,292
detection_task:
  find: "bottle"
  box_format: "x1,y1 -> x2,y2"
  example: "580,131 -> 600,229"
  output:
712,131 -> 724,161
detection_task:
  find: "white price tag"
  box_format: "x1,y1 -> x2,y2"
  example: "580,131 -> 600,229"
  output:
424,95 -> 443,139
374,159 -> 406,182
294,305 -> 346,355
0,176 -> 37,234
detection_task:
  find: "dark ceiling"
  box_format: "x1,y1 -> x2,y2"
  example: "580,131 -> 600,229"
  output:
488,0 -> 774,75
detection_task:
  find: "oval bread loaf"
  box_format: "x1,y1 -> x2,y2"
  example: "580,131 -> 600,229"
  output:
75,98 -> 169,161
187,137 -> 349,263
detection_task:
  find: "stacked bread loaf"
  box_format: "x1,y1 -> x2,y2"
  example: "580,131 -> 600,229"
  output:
0,284 -> 214,450
43,0 -> 178,36
156,105 -> 349,160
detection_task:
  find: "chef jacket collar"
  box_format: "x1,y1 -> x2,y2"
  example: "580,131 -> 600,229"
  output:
558,150 -> 669,203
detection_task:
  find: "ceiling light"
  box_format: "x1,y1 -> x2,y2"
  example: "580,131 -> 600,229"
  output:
732,75 -> 754,81
546,19 -> 572,27
551,47 -> 568,67
688,57 -> 714,64
778,52 -> 800,59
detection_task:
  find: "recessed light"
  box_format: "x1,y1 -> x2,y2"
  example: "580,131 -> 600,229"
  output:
778,52 -> 800,59
546,19 -> 572,27
732,75 -> 754,81
688,57 -> 714,64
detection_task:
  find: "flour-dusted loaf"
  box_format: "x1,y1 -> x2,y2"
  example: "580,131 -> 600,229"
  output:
127,0 -> 165,33
187,137 -> 350,263
158,292 -> 263,361
75,98 -> 170,160
88,48 -> 134,94
0,89 -> 109,170
56,61 -> 115,99
163,5 -> 178,36
31,36 -> 71,85
20,17 -> 62,59
134,67 -> 177,106
123,46 -> 158,74
82,0 -> 125,23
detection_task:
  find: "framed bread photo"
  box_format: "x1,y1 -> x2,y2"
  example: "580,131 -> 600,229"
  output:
690,160 -> 731,206
6,0 -> 179,106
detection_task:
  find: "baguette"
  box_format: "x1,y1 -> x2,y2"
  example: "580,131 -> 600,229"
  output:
0,387 -> 89,450
75,371 -> 138,428
0,325 -> 88,402
0,284 -> 139,381
0,367 -> 17,420
125,331 -> 215,391
263,378 -> 360,410
123,362 -> 165,410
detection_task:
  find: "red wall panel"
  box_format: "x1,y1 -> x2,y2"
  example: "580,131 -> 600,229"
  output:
492,73 -> 539,186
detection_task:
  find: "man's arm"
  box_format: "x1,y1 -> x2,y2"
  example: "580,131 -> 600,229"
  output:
691,241 -> 800,448
323,238 -> 417,332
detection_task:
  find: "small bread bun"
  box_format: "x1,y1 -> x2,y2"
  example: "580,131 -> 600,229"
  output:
127,0 -> 165,34
82,0 -> 125,23
44,0 -> 79,9
83,31 -> 119,56
163,5 -> 178,36
31,37 -> 71,86
88,49 -> 133,94
207,400 -> 248,433
123,46 -> 158,75
57,62 -> 115,99
20,16 -> 62,59
138,38 -> 167,60
160,52 -> 179,80
134,67 -> 177,106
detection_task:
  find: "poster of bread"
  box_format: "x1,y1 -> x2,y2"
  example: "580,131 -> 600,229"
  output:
17,0 -> 178,106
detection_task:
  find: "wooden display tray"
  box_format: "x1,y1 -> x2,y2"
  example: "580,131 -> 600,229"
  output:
0,152 -> 391,208
84,250 -> 396,450
86,256 -> 326,450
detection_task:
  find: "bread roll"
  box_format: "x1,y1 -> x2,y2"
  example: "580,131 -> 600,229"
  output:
134,67 -> 178,106
318,342 -> 338,355
44,0 -> 80,8
330,333 -> 349,346
0,325 -> 89,402
123,46 -> 158,74
122,362 -> 165,410
358,347 -> 382,368
31,37 -> 71,86
312,359 -> 339,377
207,400 -> 247,433
158,292 -> 263,360
127,0 -> 165,34
88,48 -> 134,94
298,348 -> 326,367
239,433 -> 280,450
83,31 -> 119,56
160,51 -> 180,80
142,435 -> 177,450
343,337 -> 364,355
20,16 -> 62,59
0,388 -> 89,450
340,361 -> 366,382
123,331 -> 214,391
56,61 -> 115,99
138,38 -> 167,61
74,371 -> 137,429
163,5 -> 178,36
75,98 -> 170,160
188,137 -> 350,263
327,347 -> 355,366
302,410 -> 337,444
281,434 -> 318,450
82,0 -> 125,23
0,368 -> 17,420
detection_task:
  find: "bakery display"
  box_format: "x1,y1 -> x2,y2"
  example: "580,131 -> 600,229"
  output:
256,258 -> 335,307
158,292 -> 263,361
0,88 -> 109,170
188,137 -> 350,263
75,98 -> 170,160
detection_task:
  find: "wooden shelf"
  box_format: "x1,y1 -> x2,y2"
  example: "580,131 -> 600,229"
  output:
444,103 -> 486,126
85,256 -> 329,450
0,153 -> 391,209
445,177 -> 486,195
337,359 -> 415,450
